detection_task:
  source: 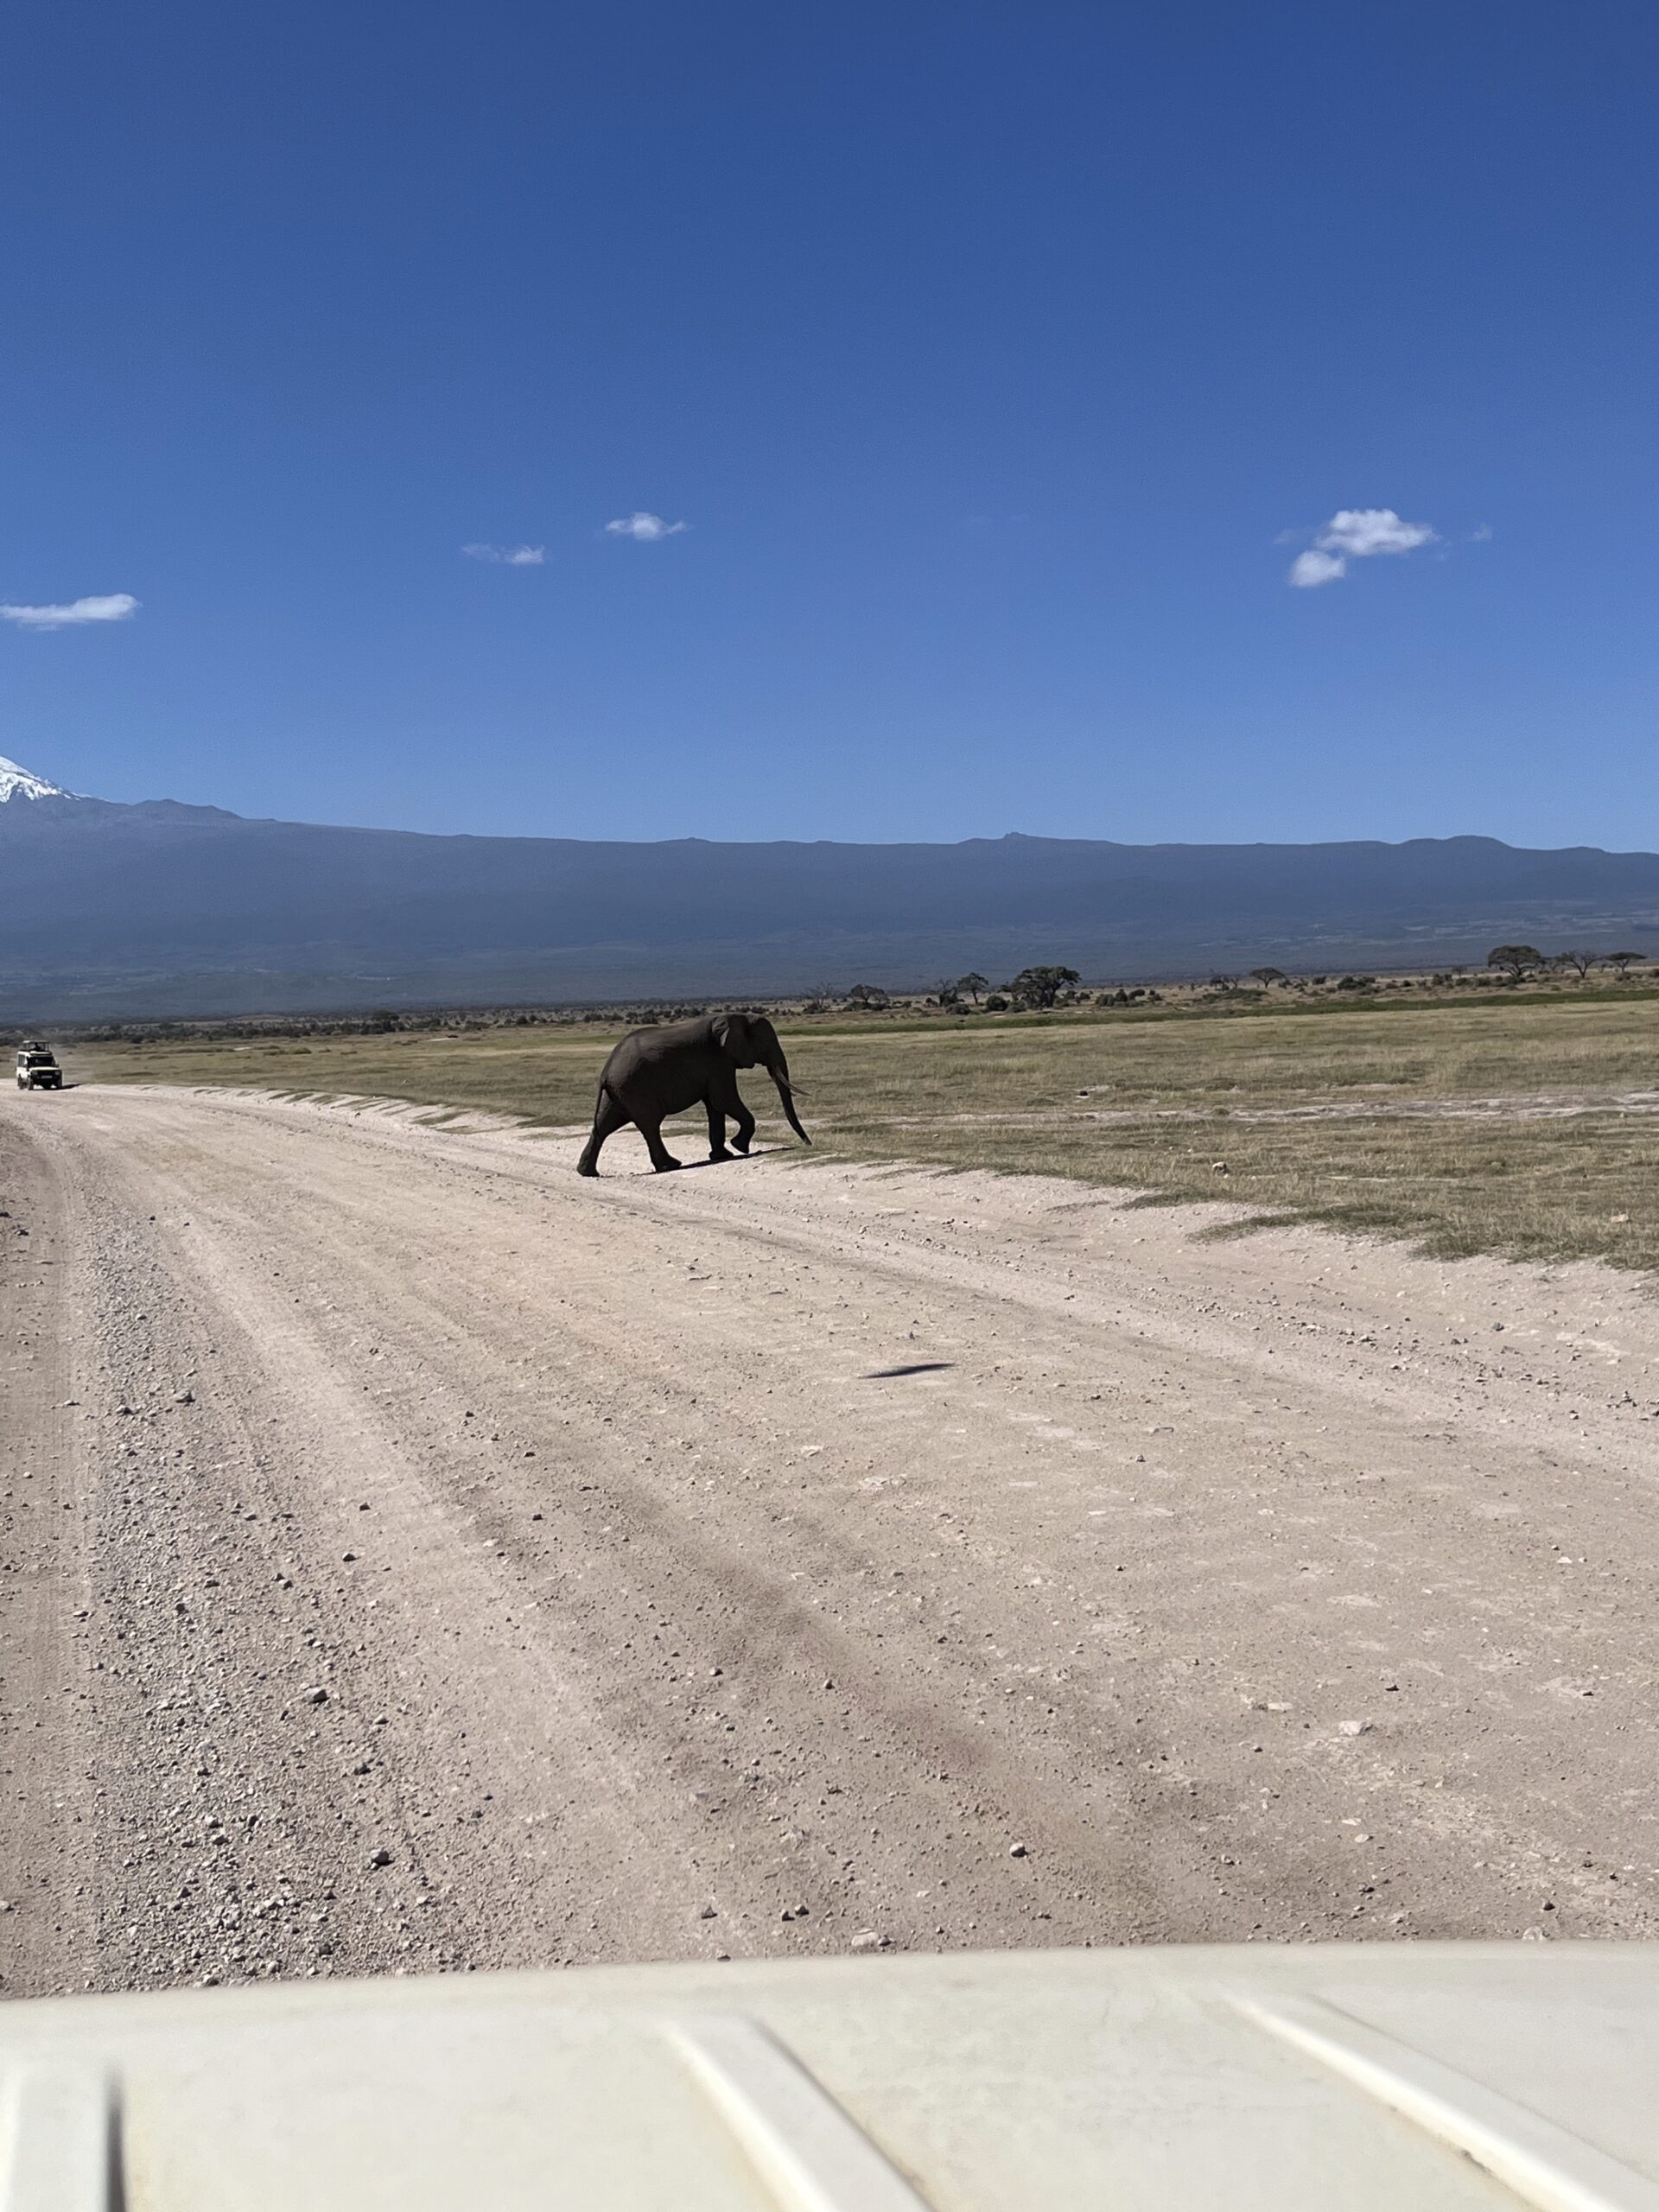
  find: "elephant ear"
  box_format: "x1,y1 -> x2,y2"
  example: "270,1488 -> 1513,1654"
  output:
712,1013 -> 754,1064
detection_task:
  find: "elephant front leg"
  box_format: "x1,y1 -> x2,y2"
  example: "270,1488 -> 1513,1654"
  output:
709,1074 -> 753,1158
705,1096 -> 732,1161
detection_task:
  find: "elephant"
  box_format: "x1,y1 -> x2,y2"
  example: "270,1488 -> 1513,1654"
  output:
576,1011 -> 811,1176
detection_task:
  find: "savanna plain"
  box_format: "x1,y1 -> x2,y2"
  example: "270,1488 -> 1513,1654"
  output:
3,988 -> 1656,1999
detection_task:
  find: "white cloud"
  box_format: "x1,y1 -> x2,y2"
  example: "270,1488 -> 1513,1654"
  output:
0,592 -> 139,630
604,512 -> 688,542
1283,505 -> 1440,586
462,543 -> 545,565
1469,522 -> 1493,543
1288,549 -> 1346,588
1315,507 -> 1437,558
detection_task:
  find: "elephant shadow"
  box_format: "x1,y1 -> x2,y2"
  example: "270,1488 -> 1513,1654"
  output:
590,1136 -> 787,1176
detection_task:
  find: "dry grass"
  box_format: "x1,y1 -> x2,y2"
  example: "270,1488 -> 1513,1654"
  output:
64,1026 -> 614,1125
67,993 -> 1659,1274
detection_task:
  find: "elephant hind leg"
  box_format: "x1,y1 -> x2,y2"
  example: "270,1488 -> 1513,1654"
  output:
577,1088 -> 628,1177
637,1112 -> 683,1173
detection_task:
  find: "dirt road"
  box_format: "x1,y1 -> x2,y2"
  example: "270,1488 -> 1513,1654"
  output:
4,1084 -> 1657,1998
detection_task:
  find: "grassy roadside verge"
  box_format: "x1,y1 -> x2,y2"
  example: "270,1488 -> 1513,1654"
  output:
65,993 -> 1659,1274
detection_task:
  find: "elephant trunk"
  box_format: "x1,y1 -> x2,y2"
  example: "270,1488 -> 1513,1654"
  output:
766,1050 -> 811,1145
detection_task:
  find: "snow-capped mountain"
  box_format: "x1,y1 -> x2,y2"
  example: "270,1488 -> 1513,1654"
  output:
0,753 -> 69,802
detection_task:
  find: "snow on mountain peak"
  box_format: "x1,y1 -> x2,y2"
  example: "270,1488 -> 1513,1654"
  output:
0,753 -> 68,802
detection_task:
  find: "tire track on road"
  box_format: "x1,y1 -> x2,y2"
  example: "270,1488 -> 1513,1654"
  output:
5,1084 -> 1657,1999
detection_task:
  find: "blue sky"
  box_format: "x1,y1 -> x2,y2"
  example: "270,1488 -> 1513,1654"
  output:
2,3 -> 1654,846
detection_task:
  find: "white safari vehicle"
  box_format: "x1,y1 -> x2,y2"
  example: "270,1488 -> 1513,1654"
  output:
2,1944 -> 1656,2209
14,1042 -> 62,1090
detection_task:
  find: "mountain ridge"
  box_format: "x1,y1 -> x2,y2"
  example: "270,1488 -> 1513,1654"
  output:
3,756 -> 1656,1018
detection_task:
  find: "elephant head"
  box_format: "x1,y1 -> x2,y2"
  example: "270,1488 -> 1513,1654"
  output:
713,1013 -> 811,1146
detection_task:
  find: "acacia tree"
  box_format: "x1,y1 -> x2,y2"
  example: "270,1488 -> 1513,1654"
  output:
845,982 -> 890,1010
955,971 -> 989,1005
1554,950 -> 1594,980
1605,950 -> 1645,977
1487,944 -> 1544,982
1010,964 -> 1081,1007
1249,967 -> 1287,988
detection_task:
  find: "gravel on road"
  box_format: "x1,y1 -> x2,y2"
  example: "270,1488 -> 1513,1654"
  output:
3,1083 -> 1656,1999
